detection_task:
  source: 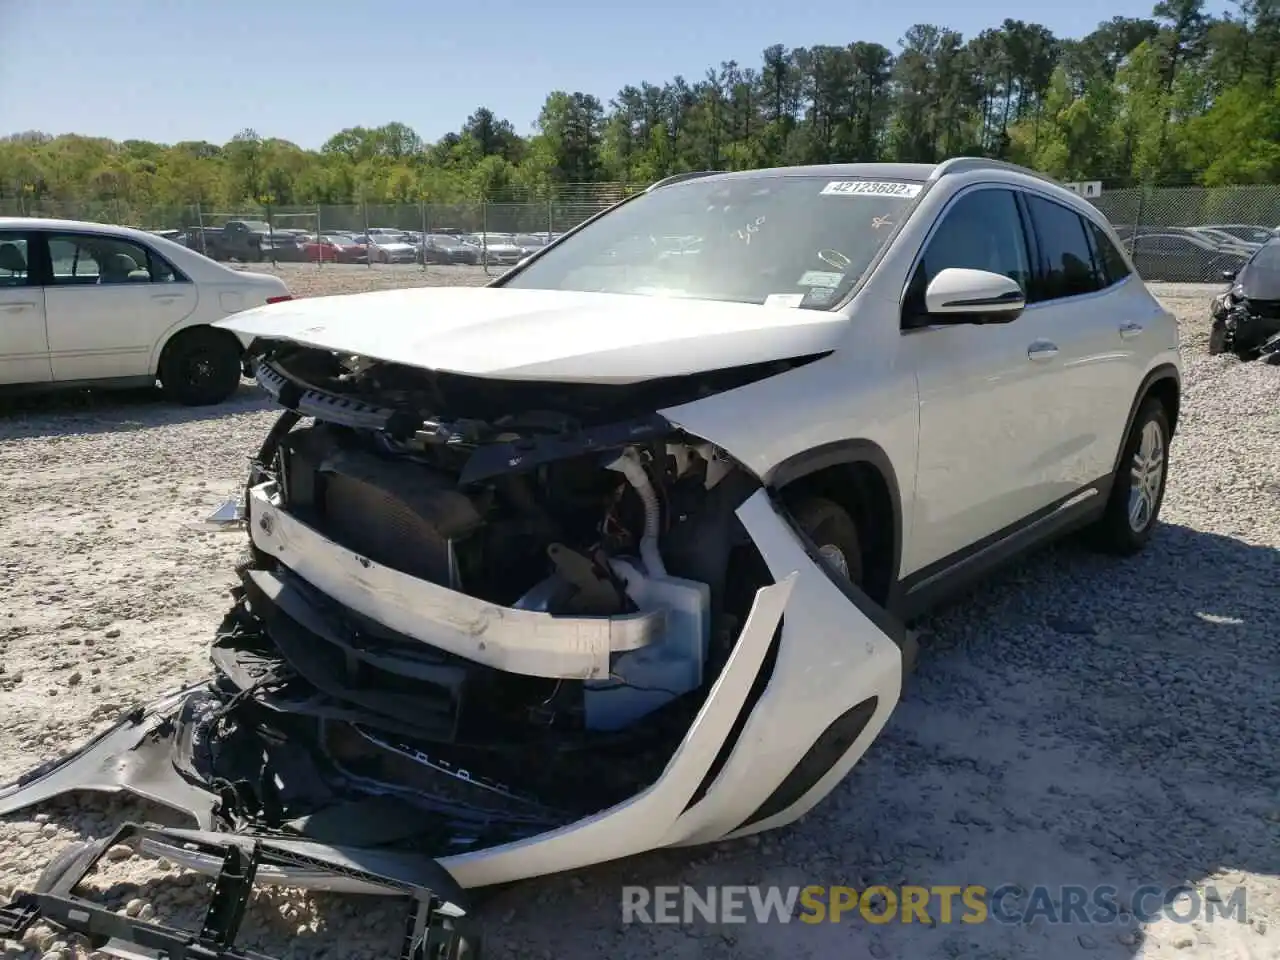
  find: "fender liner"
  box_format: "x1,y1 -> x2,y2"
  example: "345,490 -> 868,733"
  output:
764,438 -> 907,630
1113,363 -> 1181,474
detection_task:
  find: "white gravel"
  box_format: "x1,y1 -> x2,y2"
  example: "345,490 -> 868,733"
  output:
0,275 -> 1277,960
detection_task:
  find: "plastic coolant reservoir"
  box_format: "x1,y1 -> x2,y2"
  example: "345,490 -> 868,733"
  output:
582,557 -> 711,731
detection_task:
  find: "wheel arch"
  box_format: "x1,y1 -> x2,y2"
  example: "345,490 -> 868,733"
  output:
154,323 -> 244,379
765,439 -> 904,614
1114,363 -> 1181,474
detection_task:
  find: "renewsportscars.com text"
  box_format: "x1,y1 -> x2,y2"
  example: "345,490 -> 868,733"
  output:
621,884 -> 1249,926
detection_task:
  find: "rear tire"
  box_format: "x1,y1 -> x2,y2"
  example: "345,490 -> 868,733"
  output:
159,328 -> 243,406
1085,397 -> 1171,555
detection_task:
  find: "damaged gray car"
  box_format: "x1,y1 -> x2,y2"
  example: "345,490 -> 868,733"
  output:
1209,237 -> 1280,361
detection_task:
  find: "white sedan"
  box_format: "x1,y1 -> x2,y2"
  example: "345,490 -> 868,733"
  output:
0,217 -> 293,405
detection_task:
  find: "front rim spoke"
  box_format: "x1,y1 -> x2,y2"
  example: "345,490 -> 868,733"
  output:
1129,491 -> 1146,528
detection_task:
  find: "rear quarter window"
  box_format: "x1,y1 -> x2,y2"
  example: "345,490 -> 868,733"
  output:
1084,219 -> 1132,286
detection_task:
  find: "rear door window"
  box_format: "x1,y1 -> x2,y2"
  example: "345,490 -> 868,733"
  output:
1024,195 -> 1104,301
1084,220 -> 1132,285
46,234 -> 184,285
0,234 -> 31,287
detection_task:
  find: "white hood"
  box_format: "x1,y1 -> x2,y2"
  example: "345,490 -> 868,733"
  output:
216,286 -> 847,384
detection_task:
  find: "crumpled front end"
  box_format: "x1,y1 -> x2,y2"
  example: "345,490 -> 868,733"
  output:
1209,288 -> 1280,360
1,339 -> 906,949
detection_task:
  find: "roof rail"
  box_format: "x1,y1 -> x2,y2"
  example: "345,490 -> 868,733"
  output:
646,171 -> 726,191
930,157 -> 1058,184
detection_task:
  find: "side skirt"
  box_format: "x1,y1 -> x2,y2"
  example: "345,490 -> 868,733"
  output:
0,375 -> 157,397
893,477 -> 1111,623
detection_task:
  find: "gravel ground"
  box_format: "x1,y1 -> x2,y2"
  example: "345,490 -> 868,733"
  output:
0,267 -> 1276,960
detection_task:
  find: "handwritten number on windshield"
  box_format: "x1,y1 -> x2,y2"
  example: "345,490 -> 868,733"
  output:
735,216 -> 767,244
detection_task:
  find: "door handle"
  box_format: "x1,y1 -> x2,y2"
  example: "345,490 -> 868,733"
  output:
152,294 -> 181,302
1027,341 -> 1059,361
1119,322 -> 1144,339
2,302 -> 35,312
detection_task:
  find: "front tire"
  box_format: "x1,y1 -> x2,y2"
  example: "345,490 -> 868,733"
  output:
790,496 -> 864,587
1085,397 -> 1171,555
159,328 -> 243,406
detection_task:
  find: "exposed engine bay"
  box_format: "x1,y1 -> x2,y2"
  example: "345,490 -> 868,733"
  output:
0,342 -> 822,850
197,350 -> 788,848
1209,292 -> 1280,362
240,340 -> 805,749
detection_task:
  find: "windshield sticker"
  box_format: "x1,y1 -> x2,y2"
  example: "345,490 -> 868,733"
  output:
821,180 -> 922,198
764,293 -> 805,309
798,270 -> 844,288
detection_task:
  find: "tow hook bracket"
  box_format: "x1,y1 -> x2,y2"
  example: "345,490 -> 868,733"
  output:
0,823 -> 479,959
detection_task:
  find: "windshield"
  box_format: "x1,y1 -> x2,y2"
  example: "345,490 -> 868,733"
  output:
500,174 -> 921,307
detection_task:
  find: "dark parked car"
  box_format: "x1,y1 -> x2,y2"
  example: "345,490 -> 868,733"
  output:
1128,231 -> 1251,282
183,221 -> 307,262
224,221 -> 309,262
419,234 -> 480,265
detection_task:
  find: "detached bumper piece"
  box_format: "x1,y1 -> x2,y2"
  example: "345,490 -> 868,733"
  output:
1260,330 -> 1280,364
0,824 -> 480,959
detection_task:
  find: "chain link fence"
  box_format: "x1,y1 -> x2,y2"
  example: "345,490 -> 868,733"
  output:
1087,185 -> 1280,282
3,181 -> 1278,282
0,187 -> 646,275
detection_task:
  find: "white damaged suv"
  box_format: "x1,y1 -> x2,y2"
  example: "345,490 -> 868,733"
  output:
0,160 -> 1180,954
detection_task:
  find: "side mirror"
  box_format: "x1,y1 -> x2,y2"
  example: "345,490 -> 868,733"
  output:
1221,270 -> 1237,282
922,268 -> 1026,324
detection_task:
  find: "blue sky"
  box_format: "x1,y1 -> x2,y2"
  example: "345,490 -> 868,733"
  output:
0,0 -> 1202,149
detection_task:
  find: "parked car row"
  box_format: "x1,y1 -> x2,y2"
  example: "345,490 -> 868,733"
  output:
151,214 -> 1278,283
157,223 -> 563,267
1112,222 -> 1280,282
